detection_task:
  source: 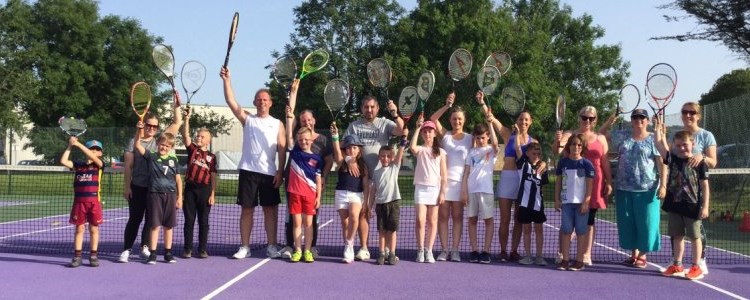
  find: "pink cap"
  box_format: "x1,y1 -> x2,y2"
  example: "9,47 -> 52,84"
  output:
421,121 -> 436,130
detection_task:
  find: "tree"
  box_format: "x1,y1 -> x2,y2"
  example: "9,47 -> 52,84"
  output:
654,0 -> 750,62
700,68 -> 750,105
0,0 -> 38,134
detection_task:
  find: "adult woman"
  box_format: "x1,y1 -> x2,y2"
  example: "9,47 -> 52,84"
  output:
429,92 -> 472,262
480,91 -> 536,262
554,106 -> 613,265
601,108 -> 667,267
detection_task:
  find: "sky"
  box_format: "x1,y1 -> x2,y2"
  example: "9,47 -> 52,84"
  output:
97,0 -> 747,115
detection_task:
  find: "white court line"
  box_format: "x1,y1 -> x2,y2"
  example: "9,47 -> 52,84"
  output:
544,222 -> 748,300
202,217 -> 336,300
0,216 -> 128,240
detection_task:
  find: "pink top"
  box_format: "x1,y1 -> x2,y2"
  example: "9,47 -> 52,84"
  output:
585,137 -> 606,209
413,146 -> 445,187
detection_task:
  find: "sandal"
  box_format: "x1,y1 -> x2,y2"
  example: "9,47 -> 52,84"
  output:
633,257 -> 647,269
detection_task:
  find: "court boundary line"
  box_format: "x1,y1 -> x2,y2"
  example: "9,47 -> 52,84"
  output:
0,216 -> 128,240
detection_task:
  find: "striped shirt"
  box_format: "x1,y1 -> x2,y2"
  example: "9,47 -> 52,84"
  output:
185,143 -> 217,185
72,161 -> 102,203
516,155 -> 548,211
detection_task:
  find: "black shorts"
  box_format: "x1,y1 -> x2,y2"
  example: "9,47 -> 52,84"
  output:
376,200 -> 400,232
516,206 -> 547,224
588,208 -> 598,226
237,170 -> 281,207
147,192 -> 177,228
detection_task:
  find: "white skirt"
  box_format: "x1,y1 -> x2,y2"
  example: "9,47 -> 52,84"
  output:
495,170 -> 520,200
414,184 -> 440,205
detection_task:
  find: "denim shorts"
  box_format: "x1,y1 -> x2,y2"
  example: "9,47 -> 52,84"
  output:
560,204 -> 589,235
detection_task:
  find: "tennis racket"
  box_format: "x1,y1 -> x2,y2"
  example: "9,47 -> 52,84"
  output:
130,81 -> 152,122
618,84 -> 640,114
645,63 -> 677,117
501,84 -> 525,131
152,44 -> 177,105
324,79 -> 350,122
416,71 -> 436,118
555,94 -> 566,130
398,86 -> 419,135
484,51 -> 512,75
59,117 -> 87,137
272,56 -> 298,99
448,48 -> 473,93
180,60 -> 206,108
367,58 -> 392,101
477,65 -> 501,112
223,12 -> 239,69
299,49 -> 329,80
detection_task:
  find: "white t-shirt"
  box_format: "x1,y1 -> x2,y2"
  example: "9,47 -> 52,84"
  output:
413,146 -> 445,187
443,133 -> 473,182
372,162 -> 401,204
238,114 -> 281,176
464,145 -> 497,194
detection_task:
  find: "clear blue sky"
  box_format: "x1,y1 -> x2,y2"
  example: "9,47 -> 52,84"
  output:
98,0 -> 747,115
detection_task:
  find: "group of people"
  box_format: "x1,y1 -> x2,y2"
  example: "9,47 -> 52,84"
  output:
62,65 -> 715,281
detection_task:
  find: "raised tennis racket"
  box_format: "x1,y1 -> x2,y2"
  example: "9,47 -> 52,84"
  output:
272,56 -> 298,99
223,12 -> 239,69
477,65 -> 501,112
59,117 -> 87,137
130,81 -> 152,122
484,52 -> 512,75
398,86 -> 419,134
645,63 -> 677,117
180,60 -> 206,108
555,94 -> 566,130
618,84 -> 640,114
299,49 -> 329,80
324,79 -> 350,122
367,58 -> 392,101
152,44 -> 177,104
448,48 -> 473,93
501,84 -> 525,130
416,71 -> 436,117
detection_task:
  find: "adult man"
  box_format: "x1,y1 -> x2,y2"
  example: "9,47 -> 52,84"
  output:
221,67 -> 286,259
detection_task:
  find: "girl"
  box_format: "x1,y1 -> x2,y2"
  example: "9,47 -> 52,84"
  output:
410,117 -> 447,263
330,123 -> 369,263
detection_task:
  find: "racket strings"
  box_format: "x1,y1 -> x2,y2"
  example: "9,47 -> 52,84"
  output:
448,51 -> 472,80
367,59 -> 391,88
477,66 -> 501,95
417,71 -> 435,101
302,51 -> 329,73
399,87 -> 419,118
324,80 -> 349,113
152,46 -> 175,76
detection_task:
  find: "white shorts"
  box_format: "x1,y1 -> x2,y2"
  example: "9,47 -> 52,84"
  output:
414,184 -> 440,205
495,170 -> 520,200
335,190 -> 363,210
467,192 -> 495,219
443,180 -> 462,202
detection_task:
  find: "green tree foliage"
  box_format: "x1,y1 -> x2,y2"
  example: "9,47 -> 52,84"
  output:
0,0 -> 38,133
700,68 -> 750,105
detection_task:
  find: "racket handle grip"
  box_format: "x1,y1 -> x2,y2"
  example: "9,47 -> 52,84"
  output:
223,51 -> 231,69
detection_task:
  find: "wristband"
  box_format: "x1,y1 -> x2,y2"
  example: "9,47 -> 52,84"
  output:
344,156 -> 353,163
332,135 -> 339,142
399,139 -> 409,148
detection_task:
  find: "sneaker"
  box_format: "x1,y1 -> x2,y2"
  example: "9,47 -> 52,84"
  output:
355,248 -> 371,261
469,251 -> 480,263
311,247 -> 320,259
232,246 -> 250,259
519,256 -> 534,265
118,250 -> 131,263
437,250 -> 449,261
425,249 -> 436,263
698,258 -> 709,275
416,248 -> 425,263
139,245 -> 151,259
290,250 -> 302,263
450,250 -> 461,262
165,253 -> 176,263
556,260 -> 569,271
479,251 -> 491,264
387,253 -> 400,265
279,246 -> 293,259
583,254 -> 593,266
509,251 -> 521,262
568,261 -> 585,271
343,244 -> 355,263
498,251 -> 509,263
68,257 -> 82,268
146,253 -> 157,265
633,258 -> 647,269
376,253 -> 386,265
686,265 -> 704,280
535,257 -> 548,266
198,250 -> 209,259
267,244 -> 281,258
303,250 -> 314,263
89,255 -> 99,267
662,264 -> 685,277
182,249 -> 192,259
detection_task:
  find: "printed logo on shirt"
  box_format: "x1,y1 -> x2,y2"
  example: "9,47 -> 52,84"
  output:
307,159 -> 318,168
206,156 -> 212,162
76,174 -> 93,182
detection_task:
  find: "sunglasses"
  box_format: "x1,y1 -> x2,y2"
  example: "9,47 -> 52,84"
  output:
631,115 -> 647,120
145,124 -> 159,130
681,110 -> 698,116
579,115 -> 596,122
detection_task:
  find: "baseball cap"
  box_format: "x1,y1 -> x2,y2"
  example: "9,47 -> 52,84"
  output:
421,121 -> 437,130
631,108 -> 649,118
85,140 -> 103,150
341,135 -> 364,149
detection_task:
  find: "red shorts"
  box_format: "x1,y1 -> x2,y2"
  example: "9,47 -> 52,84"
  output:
288,192 -> 316,215
69,201 -> 103,226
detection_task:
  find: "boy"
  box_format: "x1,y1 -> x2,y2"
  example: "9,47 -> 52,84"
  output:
655,123 -> 710,280
514,139 -> 549,266
134,121 -> 183,264
180,107 -> 218,259
372,130 -> 409,265
60,137 -> 105,267
461,117 -> 499,264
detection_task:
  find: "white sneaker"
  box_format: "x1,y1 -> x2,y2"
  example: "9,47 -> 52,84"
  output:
698,258 -> 709,274
535,256 -> 548,266
118,250 -> 131,263
267,244 -> 281,258
519,256 -> 534,265
437,250 -> 449,261
279,246 -> 293,259
343,244 -> 355,263
139,246 -> 151,259
232,246 -> 250,259
355,248 -> 370,261
450,250 -> 461,262
425,249 -> 435,263
555,252 -> 563,264
416,248 -> 425,263
311,247 -> 320,259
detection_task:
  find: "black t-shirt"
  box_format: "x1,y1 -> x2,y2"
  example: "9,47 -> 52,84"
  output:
661,152 -> 708,219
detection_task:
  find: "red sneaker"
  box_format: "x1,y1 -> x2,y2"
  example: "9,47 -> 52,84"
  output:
662,264 -> 684,277
686,265 -> 704,280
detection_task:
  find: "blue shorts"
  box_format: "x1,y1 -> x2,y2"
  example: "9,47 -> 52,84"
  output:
560,204 -> 589,235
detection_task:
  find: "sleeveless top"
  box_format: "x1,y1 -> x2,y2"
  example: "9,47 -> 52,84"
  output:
585,137 -> 606,209
504,134 -> 534,158
238,114 -> 281,176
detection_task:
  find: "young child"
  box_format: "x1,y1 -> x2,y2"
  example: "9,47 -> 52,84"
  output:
410,118 -> 447,263
134,121 -> 183,264
555,133 -> 594,271
330,123 -> 369,263
461,118 -> 499,264
180,107 -> 218,259
284,106 -> 323,263
372,130 -> 409,265
60,137 -> 105,268
514,138 -> 549,266
655,123 -> 710,280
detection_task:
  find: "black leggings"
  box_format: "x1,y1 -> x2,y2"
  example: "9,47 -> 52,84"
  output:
183,183 -> 212,251
123,184 -> 151,251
